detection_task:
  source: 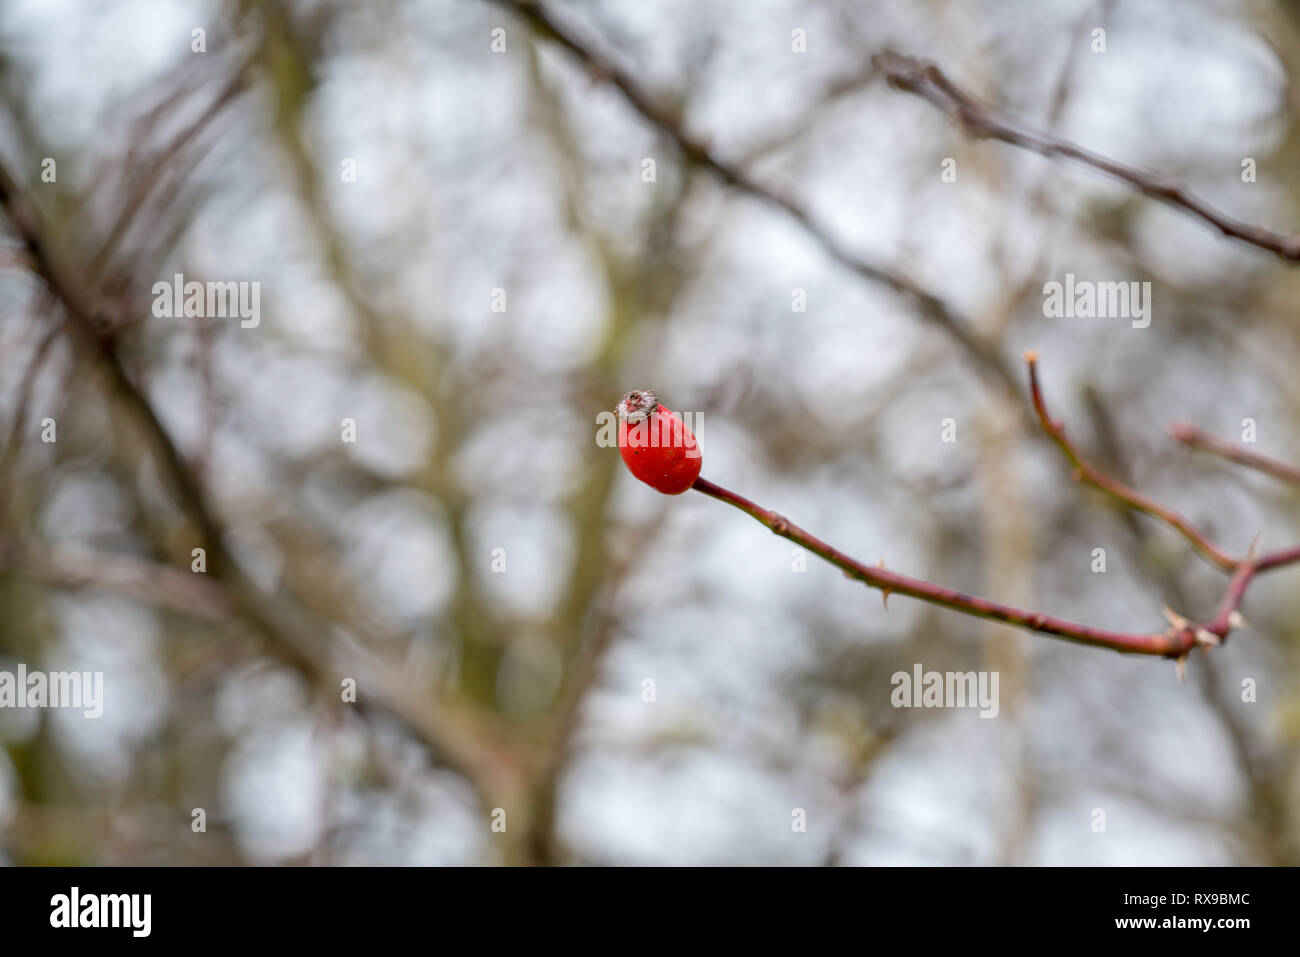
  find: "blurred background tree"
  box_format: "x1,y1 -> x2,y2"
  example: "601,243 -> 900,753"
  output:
0,0 -> 1298,864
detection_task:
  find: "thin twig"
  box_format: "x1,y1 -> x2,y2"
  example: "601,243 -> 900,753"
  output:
691,476 -> 1203,657
0,303 -> 62,502
1170,423 -> 1300,486
1025,351 -> 1239,572
690,353 -> 1300,659
489,0 -> 1022,401
0,537 -> 231,620
875,51 -> 1300,262
1027,354 -> 1300,576
0,155 -> 518,816
87,54 -> 253,283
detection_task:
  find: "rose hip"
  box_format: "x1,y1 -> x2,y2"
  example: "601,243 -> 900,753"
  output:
615,389 -> 701,495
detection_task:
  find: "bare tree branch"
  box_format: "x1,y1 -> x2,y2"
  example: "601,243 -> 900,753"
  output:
488,0 -> 1022,401
690,353 -> 1300,660
0,152 -> 522,822
0,537 -> 231,619
693,473 -> 1220,657
876,51 -> 1300,262
1026,352 -> 1239,572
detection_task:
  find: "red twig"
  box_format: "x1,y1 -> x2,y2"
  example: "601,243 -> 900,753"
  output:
1200,558 -> 1256,641
692,476 -> 1203,657
1025,352 -> 1238,572
1028,354 -> 1300,575
499,0 -> 1300,661
691,355 -> 1300,661
1170,423 -> 1300,486
875,51 -> 1300,263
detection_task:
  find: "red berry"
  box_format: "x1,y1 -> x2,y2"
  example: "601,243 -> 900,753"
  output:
616,389 -> 702,494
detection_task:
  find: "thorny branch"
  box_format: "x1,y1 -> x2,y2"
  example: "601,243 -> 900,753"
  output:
484,0 -> 1300,661
875,51 -> 1300,262
5,3 -> 1297,868
490,0 -> 1300,671
695,353 -> 1300,663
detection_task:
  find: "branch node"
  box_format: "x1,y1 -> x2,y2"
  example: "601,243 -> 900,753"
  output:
1194,628 -> 1221,648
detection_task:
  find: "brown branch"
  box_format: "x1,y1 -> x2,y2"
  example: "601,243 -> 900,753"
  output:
1025,351 -> 1239,572
0,537 -> 231,620
1255,541 -> 1300,572
488,0 -> 1022,401
1027,354 -> 1300,576
1032,355 -> 1300,582
1201,557 -> 1257,640
875,51 -> 1300,262
690,352 -> 1300,660
1171,423 -> 1300,486
0,152 -> 520,817
691,475 -> 1205,657
87,53 -> 254,283
0,302 -> 61,503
